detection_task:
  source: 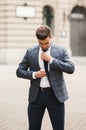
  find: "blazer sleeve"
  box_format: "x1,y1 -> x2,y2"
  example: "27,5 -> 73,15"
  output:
50,47 -> 75,74
16,49 -> 33,80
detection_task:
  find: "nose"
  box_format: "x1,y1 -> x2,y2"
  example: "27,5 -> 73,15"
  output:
42,44 -> 47,50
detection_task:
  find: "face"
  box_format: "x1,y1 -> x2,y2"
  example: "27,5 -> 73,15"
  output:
38,36 -> 52,51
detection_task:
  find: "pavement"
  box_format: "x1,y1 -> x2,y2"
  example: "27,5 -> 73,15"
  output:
0,58 -> 86,130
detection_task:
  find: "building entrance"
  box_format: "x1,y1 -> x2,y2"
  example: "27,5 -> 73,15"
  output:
70,6 -> 86,56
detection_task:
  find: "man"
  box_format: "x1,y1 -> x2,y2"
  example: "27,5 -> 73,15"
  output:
16,25 -> 75,130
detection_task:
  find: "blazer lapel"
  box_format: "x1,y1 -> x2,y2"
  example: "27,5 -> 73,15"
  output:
50,44 -> 56,57
33,46 -> 40,70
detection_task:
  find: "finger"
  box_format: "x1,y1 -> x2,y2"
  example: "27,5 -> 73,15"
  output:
40,70 -> 46,74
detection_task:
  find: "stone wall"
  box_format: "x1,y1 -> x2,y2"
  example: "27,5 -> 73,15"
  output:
0,0 -> 42,64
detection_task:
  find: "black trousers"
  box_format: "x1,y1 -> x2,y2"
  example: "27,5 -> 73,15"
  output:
28,88 -> 65,130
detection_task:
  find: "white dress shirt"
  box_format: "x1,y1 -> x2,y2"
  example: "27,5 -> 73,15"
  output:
33,47 -> 53,88
39,47 -> 50,88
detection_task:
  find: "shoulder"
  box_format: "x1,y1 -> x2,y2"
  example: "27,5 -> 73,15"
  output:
51,44 -> 66,52
51,44 -> 70,57
26,45 -> 39,53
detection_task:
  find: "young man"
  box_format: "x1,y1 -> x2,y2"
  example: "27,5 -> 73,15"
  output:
16,25 -> 75,130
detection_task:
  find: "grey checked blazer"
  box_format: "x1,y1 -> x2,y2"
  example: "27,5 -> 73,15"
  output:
16,44 -> 75,103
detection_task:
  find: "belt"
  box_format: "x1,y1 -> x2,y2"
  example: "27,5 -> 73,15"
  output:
40,87 -> 52,91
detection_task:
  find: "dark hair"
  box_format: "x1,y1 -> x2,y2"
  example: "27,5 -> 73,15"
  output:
36,25 -> 52,40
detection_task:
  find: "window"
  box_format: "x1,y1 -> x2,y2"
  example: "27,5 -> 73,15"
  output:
43,6 -> 54,33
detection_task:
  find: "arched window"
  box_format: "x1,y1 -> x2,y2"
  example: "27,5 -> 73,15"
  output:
70,6 -> 86,19
72,6 -> 86,15
43,6 -> 54,33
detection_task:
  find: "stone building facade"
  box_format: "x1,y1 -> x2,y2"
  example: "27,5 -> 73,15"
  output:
0,0 -> 86,64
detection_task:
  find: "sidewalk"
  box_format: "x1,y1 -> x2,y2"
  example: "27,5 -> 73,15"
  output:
0,64 -> 86,130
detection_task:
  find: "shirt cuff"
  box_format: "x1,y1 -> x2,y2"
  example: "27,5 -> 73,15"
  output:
32,72 -> 36,79
50,57 -> 53,64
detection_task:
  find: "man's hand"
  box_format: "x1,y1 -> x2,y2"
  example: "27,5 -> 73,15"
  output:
35,70 -> 46,78
41,52 -> 52,62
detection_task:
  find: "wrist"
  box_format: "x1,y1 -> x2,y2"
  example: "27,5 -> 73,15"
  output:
33,72 -> 37,79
